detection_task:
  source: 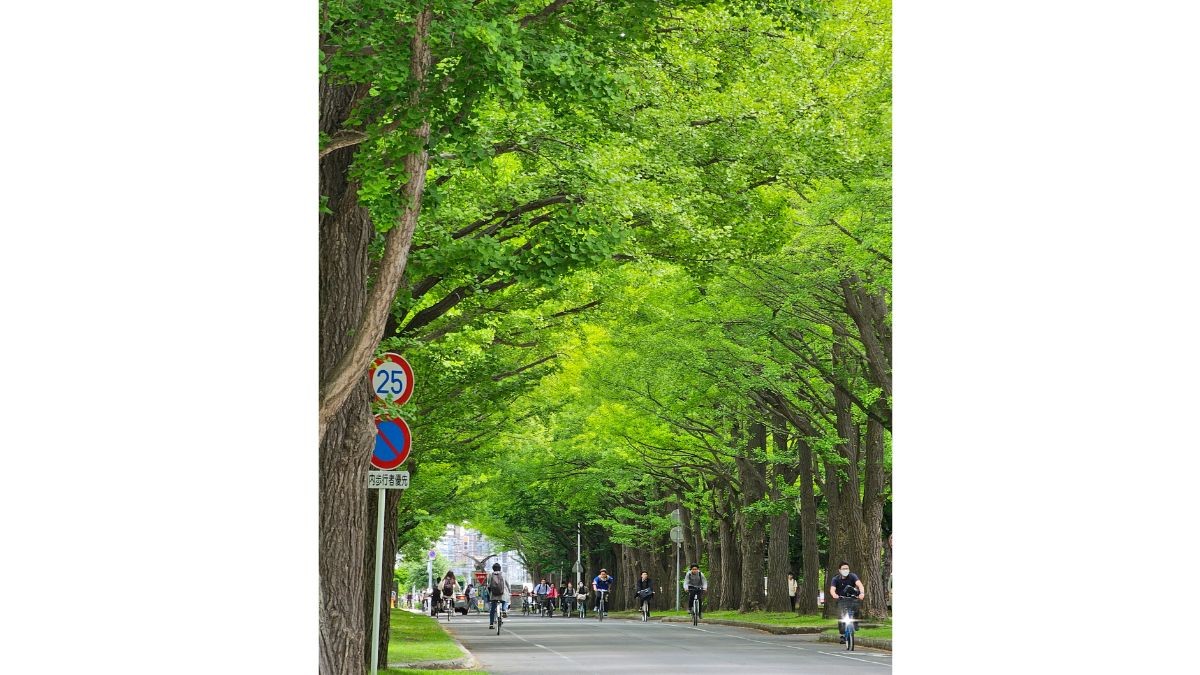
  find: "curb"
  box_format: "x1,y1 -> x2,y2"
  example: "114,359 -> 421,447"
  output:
818,634 -> 892,651
659,617 -> 823,634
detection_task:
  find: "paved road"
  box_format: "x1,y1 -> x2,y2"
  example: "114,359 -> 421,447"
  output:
444,613 -> 892,673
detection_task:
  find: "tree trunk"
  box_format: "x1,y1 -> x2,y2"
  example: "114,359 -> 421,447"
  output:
320,9 -> 432,674
704,530 -> 718,611
679,502 -> 697,575
319,6 -> 433,443
797,437 -> 820,614
766,478 -> 791,611
717,497 -> 740,610
320,72 -> 375,675
737,421 -> 767,613
852,413 -> 888,620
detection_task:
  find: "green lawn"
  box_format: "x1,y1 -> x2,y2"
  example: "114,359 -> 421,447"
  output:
382,610 -> 466,666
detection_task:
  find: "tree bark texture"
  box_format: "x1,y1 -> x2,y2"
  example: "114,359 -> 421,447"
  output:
736,421 -> 768,613
319,6 -> 433,443
717,497 -> 740,610
320,72 -> 376,675
320,10 -> 433,674
766,476 -> 791,611
796,437 -> 820,614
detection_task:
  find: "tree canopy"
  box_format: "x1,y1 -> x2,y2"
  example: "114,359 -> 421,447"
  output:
320,1 -> 890,672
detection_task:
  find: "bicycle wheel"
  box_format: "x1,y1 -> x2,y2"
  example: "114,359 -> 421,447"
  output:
845,626 -> 854,651
497,611 -> 502,636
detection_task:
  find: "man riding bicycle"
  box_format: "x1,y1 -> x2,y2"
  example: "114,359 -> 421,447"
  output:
533,578 -> 552,615
829,561 -> 866,643
682,564 -> 708,620
485,563 -> 510,630
592,568 -> 615,617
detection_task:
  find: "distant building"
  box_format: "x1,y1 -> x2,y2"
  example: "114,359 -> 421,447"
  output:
432,523 -> 529,587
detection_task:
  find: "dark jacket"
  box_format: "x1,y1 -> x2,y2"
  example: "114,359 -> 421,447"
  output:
636,577 -> 655,604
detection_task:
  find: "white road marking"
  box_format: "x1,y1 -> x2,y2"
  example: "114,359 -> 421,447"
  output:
817,650 -> 892,666
659,621 -> 897,666
497,627 -> 578,665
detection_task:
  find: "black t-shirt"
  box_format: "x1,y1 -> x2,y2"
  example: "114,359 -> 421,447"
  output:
832,573 -> 860,597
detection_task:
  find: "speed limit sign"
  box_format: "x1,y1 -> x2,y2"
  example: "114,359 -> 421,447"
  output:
370,353 -> 414,405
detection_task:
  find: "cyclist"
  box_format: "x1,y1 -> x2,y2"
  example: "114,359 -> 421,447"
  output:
547,581 -> 559,616
635,571 -> 655,620
592,568 -> 615,617
560,580 -> 577,617
533,578 -> 552,615
681,564 -> 708,620
829,561 -> 866,643
440,571 -> 460,613
485,563 -> 510,630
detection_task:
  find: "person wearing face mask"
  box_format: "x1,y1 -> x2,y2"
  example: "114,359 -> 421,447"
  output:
829,561 -> 866,643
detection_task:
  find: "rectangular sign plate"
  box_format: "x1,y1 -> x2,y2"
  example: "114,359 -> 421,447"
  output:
367,470 -> 410,489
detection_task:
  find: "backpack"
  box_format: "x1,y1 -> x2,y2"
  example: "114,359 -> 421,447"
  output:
487,571 -> 504,595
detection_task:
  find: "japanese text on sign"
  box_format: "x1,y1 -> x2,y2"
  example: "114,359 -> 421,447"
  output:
367,471 -> 410,489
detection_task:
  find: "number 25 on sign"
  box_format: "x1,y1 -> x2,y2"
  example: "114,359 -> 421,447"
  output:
370,353 -> 414,406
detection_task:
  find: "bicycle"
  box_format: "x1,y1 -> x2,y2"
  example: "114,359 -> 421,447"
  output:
687,587 -> 703,626
522,593 -> 533,616
595,589 -> 609,622
838,597 -> 860,651
576,593 -> 588,618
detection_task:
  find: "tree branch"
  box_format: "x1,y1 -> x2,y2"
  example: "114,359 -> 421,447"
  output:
519,0 -> 575,27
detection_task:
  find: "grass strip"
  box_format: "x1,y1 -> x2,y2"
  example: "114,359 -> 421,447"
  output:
383,610 -> 465,665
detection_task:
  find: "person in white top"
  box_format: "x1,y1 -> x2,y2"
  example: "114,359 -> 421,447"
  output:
681,564 -> 708,619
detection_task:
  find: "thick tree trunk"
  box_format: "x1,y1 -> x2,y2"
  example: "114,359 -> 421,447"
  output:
737,421 -> 767,613
853,413 -> 889,620
679,502 -> 697,574
717,498 -> 740,610
319,6 -> 433,443
320,72 -> 375,675
797,437 -> 820,614
766,480 -> 791,611
320,11 -> 433,674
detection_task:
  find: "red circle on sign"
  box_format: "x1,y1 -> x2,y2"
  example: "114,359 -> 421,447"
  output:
371,415 -> 412,469
369,353 -> 415,406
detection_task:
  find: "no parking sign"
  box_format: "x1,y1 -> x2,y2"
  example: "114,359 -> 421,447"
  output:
371,415 -> 411,470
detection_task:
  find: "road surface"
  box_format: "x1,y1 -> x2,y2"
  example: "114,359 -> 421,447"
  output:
443,612 -> 892,673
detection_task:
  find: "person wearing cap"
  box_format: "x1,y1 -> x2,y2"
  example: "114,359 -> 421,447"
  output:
591,568 -> 615,617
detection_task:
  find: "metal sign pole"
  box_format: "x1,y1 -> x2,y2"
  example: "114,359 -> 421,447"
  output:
370,487 -> 386,675
675,542 -> 681,612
